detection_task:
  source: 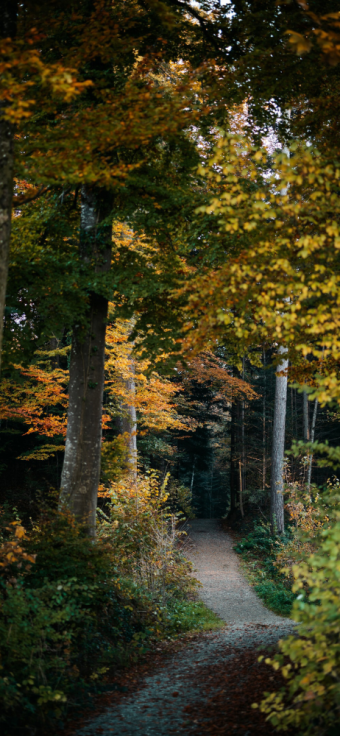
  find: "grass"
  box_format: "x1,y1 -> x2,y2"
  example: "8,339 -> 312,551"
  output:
239,558 -> 295,617
233,524 -> 296,617
158,597 -> 225,637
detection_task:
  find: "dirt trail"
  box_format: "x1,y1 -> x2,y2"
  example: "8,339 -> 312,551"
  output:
185,518 -> 287,624
73,520 -> 294,736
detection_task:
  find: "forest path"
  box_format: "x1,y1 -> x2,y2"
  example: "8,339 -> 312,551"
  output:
73,519 -> 294,736
184,518 -> 288,625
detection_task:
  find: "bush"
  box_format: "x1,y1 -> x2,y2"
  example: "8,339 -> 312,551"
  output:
254,580 -> 296,617
234,523 -> 277,555
234,522 -> 295,616
0,510 -> 159,732
259,508 -> 340,735
0,474 -> 204,733
98,471 -> 197,603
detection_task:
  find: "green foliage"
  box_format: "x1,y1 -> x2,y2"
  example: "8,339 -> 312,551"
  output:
253,581 -> 295,618
98,471 -> 196,603
100,436 -> 128,484
234,523 -> 296,617
0,510 -> 159,731
24,510 -> 113,587
166,477 -> 196,519
290,439 -> 340,470
0,487 -> 210,732
259,506 -> 340,734
158,599 -> 223,636
234,524 -> 276,555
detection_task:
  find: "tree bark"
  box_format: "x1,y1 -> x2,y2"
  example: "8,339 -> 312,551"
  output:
303,389 -> 309,442
59,186 -> 112,534
115,316 -> 138,481
270,346 -> 288,534
241,357 -> 246,501
262,349 -> 266,493
0,2 -> 17,372
120,362 -> 138,482
228,398 -> 238,519
238,459 -> 244,518
190,457 -> 195,502
307,399 -> 318,488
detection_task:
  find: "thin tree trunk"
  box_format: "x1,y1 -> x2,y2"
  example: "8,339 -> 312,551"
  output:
59,186 -> 112,534
229,392 -> 238,517
190,457 -> 195,502
294,388 -> 298,443
120,360 -> 138,482
303,386 -> 310,483
270,131 -> 290,532
239,459 -> 244,517
0,2 -> 17,371
303,389 -> 309,442
307,399 -> 318,488
210,453 -> 214,519
270,346 -> 289,534
116,315 -> 138,482
241,357 -> 246,501
262,350 -> 266,493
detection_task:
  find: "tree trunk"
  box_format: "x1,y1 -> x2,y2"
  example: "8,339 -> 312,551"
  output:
241,357 -> 246,501
303,389 -> 309,442
302,385 -> 310,483
262,350 -> 266,493
0,2 -> 17,371
270,346 -> 288,534
115,317 -> 138,481
238,459 -> 244,517
59,186 -> 112,534
228,391 -> 238,519
307,399 -> 318,488
120,363 -> 138,482
190,457 -> 195,502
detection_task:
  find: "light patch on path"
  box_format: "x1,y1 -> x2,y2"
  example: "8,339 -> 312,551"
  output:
185,518 -> 288,625
73,519 -> 294,735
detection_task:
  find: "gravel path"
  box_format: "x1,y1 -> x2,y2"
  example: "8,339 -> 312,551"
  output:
73,519 -> 294,736
185,518 -> 288,625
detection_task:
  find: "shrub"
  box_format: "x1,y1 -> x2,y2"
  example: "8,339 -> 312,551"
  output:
254,580 -> 295,617
98,470 -> 197,603
0,510 -> 159,732
0,474 -> 201,733
234,522 -> 295,616
234,523 -> 277,554
259,506 -> 340,735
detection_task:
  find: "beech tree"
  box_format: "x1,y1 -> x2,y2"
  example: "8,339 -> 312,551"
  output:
58,187 -> 112,531
178,128 -> 340,529
0,2 -> 16,369
0,2 -> 208,528
0,1 -> 92,370
270,348 -> 289,534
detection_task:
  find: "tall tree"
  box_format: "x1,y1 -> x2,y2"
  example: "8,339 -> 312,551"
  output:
0,2 -> 17,371
0,1 -> 91,370
59,187 -> 112,533
270,348 -> 289,534
307,398 -> 318,488
19,1 -> 227,530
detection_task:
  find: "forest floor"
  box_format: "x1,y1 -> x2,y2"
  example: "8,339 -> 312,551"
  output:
68,519 -> 296,736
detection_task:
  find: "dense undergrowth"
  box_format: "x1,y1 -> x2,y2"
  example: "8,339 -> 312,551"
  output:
233,478 -> 340,735
259,484 -> 340,735
0,473 -> 221,735
233,523 -> 296,617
